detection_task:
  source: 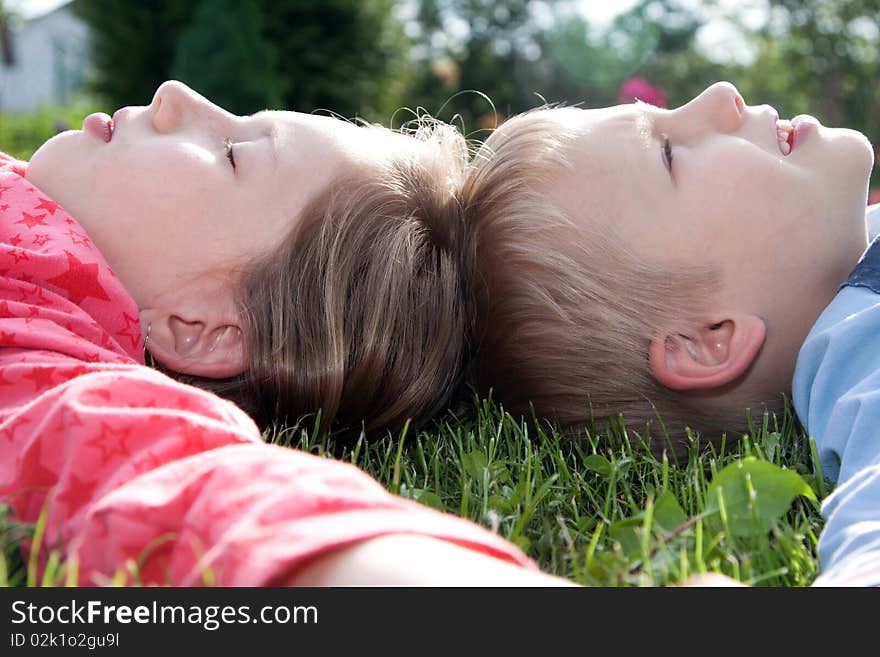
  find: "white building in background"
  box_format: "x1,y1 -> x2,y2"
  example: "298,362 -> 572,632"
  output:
0,0 -> 91,113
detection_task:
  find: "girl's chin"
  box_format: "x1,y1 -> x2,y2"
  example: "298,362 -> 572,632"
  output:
25,130 -> 80,186
25,130 -> 83,205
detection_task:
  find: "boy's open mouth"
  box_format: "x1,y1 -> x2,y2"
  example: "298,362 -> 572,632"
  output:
777,115 -> 821,156
776,119 -> 794,156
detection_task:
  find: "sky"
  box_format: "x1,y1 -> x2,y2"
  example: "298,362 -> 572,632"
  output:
580,0 -> 640,25
5,0 -> 65,18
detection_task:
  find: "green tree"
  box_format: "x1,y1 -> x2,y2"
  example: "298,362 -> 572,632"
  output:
171,0 -> 285,114
0,0 -> 17,67
74,0 -> 199,107
406,0 -> 567,128
75,0 -> 409,122
541,0 -> 718,109
403,0 -> 710,130
258,0 -> 409,121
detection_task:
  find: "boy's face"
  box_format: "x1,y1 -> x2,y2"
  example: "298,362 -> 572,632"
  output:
26,80 -> 417,311
549,81 -> 874,385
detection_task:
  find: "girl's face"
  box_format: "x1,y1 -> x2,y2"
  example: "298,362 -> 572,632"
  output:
26,80 -> 417,311
547,81 -> 874,390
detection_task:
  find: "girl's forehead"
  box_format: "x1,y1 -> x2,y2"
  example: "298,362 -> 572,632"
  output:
264,109 -> 412,151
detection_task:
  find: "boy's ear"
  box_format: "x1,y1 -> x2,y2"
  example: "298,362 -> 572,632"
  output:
648,314 -> 766,391
140,306 -> 246,379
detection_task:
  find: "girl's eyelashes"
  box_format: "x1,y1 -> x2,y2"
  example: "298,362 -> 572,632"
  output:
224,137 -> 236,170
661,134 -> 673,173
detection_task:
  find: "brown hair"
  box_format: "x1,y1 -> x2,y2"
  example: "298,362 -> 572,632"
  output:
461,109 -> 780,453
178,121 -> 471,439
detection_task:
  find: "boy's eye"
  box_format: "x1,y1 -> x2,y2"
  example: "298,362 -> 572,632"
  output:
661,134 -> 673,172
224,137 -> 236,169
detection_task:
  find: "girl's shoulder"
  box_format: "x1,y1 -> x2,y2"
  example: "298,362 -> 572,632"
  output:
0,150 -> 27,176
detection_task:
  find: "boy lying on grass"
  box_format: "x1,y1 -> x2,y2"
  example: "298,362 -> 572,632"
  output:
463,81 -> 880,586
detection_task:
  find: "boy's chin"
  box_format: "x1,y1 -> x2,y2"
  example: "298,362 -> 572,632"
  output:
831,127 -> 874,177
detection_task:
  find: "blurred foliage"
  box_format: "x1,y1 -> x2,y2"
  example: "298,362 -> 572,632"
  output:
171,0 -> 285,115
402,0 -> 561,132
74,0 -> 409,120
258,0 -> 410,121
400,0 -> 717,133
0,0 -> 15,67
73,0 -> 198,107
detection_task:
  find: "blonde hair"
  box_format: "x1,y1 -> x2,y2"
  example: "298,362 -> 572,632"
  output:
180,120 -> 472,439
461,109 -> 779,453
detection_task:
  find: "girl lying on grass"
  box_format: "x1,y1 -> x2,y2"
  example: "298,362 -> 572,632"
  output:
0,80 -> 574,586
461,81 -> 880,586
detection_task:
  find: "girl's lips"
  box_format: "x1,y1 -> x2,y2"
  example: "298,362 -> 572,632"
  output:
790,114 -> 820,153
82,112 -> 113,142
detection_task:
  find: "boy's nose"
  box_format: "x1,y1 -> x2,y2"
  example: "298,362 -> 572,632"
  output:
681,81 -> 745,133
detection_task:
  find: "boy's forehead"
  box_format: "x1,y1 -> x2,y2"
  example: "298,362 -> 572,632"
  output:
549,105 -> 661,214
534,106 -> 659,189
560,104 -> 652,143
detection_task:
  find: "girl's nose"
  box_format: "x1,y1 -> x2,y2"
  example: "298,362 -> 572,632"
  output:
150,80 -> 209,134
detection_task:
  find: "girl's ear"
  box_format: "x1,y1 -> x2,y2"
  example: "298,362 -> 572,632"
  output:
144,315 -> 245,378
139,291 -> 246,378
648,314 -> 766,391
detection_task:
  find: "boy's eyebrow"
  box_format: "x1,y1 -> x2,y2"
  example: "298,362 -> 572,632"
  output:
633,102 -> 654,145
632,102 -> 671,183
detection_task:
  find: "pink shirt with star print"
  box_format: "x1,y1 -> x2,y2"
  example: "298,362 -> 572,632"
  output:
0,150 -> 534,585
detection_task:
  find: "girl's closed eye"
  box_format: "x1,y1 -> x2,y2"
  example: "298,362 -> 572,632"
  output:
224,137 -> 236,169
661,134 -> 673,172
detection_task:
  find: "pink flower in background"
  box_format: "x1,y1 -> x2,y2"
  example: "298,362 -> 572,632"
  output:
618,77 -> 667,108
869,188 -> 880,205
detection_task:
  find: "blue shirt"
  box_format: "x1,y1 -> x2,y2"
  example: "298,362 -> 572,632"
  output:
792,204 -> 880,586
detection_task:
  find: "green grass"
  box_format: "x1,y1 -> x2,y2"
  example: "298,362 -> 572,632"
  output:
268,396 -> 824,587
1,397 -> 825,587
0,99 -> 102,161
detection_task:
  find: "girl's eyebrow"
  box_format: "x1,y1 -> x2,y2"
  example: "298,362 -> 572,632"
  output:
247,110 -> 280,169
266,123 -> 280,169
